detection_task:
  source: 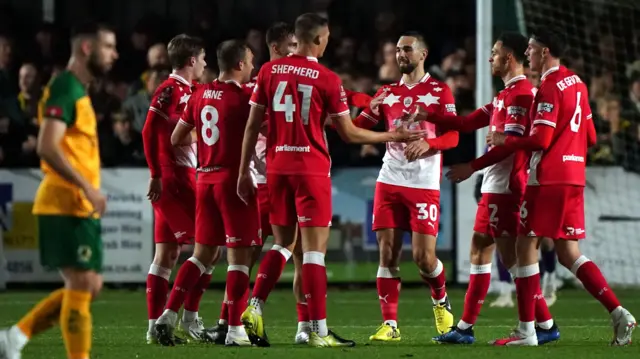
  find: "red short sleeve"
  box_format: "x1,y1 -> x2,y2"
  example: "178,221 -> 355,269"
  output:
325,73 -> 350,118
504,93 -> 534,135
439,86 -> 457,116
532,83 -> 561,128
249,67 -> 268,108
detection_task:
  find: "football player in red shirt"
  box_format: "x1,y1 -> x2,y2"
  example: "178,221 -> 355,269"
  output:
488,27 -> 636,346
418,32 -> 557,345
141,34 -> 214,344
170,39 -> 258,346
237,13 -> 424,347
351,32 -> 459,340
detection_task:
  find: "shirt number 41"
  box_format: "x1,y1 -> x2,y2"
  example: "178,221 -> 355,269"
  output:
273,81 -> 313,125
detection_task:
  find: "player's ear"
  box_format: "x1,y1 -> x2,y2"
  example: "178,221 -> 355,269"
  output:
80,39 -> 93,57
421,48 -> 428,61
313,34 -> 321,46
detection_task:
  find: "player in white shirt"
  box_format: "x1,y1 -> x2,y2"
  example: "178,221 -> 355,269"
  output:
353,32 -> 459,341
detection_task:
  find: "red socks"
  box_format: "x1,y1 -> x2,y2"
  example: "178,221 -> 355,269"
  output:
420,259 -> 447,302
302,251 -> 328,336
251,245 -> 291,302
376,267 -> 401,324
166,258 -> 206,313
460,263 -> 491,326
515,264 -> 540,333
146,264 -> 171,320
184,267 -> 213,313
572,255 -> 621,312
226,265 -> 251,326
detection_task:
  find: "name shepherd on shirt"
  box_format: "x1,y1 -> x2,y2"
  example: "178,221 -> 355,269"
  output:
271,65 -> 319,79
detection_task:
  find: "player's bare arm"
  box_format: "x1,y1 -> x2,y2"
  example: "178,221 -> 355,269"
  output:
37,118 -> 106,215
238,105 -> 265,202
333,113 -> 425,144
171,121 -> 194,146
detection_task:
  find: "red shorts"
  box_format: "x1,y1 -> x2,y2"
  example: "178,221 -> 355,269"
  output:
267,174 -> 332,227
196,181 -> 262,248
257,183 -> 272,237
474,193 -> 521,238
518,185 -> 585,240
153,168 -> 196,244
372,182 -> 440,236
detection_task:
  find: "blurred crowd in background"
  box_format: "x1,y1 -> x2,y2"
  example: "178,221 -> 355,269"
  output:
1,0 -> 640,173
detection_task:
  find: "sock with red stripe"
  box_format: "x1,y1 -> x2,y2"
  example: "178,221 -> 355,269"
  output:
458,263 -> 491,330
165,257 -> 206,313
515,264 -> 540,335
420,259 -> 447,304
376,266 -> 401,327
571,255 -> 621,312
146,264 -> 171,332
302,251 -> 328,337
249,245 -> 292,315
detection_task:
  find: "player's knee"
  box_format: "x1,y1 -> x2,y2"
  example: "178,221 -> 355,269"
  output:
63,269 -> 102,295
555,243 -> 581,269
412,247 -> 436,272
470,232 -> 495,263
153,243 -> 180,268
193,243 -> 219,265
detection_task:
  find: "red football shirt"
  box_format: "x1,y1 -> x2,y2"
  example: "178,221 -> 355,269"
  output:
142,73 -> 197,178
481,75 -> 535,195
528,66 -> 592,186
180,79 -> 253,183
250,54 -> 350,176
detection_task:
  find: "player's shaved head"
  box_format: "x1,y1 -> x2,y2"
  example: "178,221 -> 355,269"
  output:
294,13 -> 328,44
167,34 -> 205,69
217,39 -> 250,72
496,32 -> 529,63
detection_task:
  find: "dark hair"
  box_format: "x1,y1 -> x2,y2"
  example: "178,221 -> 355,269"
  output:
294,13 -> 329,43
71,22 -> 113,39
167,34 -> 205,69
530,26 -> 566,58
401,31 -> 429,50
497,31 -> 529,63
266,22 -> 292,45
217,39 -> 250,72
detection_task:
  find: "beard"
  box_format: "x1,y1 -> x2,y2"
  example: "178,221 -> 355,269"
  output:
87,52 -> 108,78
398,62 -> 417,74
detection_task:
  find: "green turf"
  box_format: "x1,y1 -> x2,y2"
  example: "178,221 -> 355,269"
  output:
1,288 -> 639,358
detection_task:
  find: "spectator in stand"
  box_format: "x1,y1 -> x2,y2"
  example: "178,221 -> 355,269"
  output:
200,67 -> 217,84
378,41 -> 400,82
590,95 -> 630,165
31,23 -> 58,80
100,109 -> 146,167
130,43 -> 169,94
0,34 -> 23,127
621,72 -> 640,123
124,65 -> 170,133
17,63 -> 41,125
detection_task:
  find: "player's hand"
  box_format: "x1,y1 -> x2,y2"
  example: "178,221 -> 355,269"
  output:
404,140 -> 436,161
486,131 -> 507,146
360,144 -> 380,158
393,124 -> 427,143
84,186 -> 107,216
370,88 -> 389,116
400,106 -> 427,125
147,178 -> 162,202
446,163 -> 475,183
237,172 -> 255,205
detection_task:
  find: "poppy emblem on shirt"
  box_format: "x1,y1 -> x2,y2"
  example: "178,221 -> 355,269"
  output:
46,106 -> 63,118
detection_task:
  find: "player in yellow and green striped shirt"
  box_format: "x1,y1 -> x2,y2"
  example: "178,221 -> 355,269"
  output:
0,23 -> 118,359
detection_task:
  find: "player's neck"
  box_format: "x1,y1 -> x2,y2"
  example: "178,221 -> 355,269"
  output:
269,50 -> 283,61
295,44 -> 319,59
540,59 -> 561,77
173,68 -> 194,83
502,67 -> 524,85
401,68 -> 426,85
67,57 -> 93,87
218,72 -> 243,84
